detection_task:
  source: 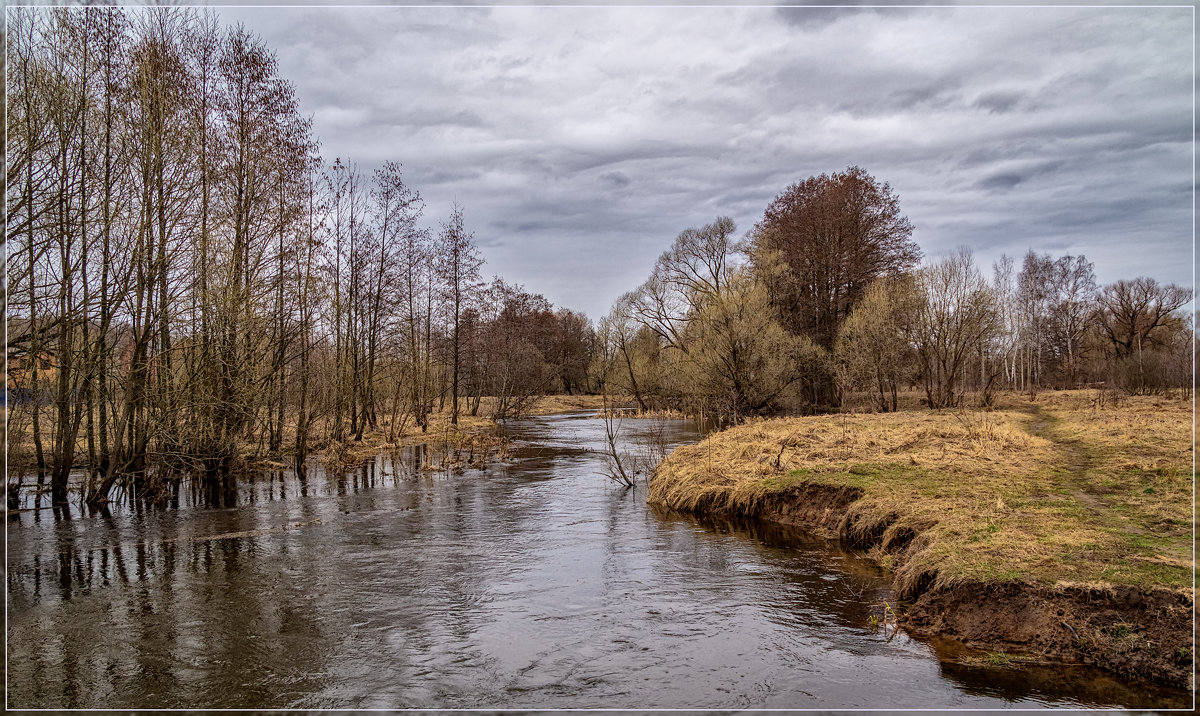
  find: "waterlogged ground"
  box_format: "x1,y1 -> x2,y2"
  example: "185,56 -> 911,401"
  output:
6,413 -> 1187,708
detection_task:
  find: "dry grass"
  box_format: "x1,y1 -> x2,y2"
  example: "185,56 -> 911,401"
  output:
320,407 -> 504,470
649,389 -> 1193,596
593,406 -> 689,420
524,393 -> 608,415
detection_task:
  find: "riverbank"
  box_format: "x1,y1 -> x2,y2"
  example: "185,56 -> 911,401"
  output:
318,394 -> 609,469
5,394 -> 611,485
647,390 -> 1193,689
321,393 -> 609,460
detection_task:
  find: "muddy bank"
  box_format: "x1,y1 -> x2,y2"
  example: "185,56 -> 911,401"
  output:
906,581 -> 1193,689
669,480 -> 1194,691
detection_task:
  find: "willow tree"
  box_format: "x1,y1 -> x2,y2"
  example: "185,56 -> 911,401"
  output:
681,269 -> 818,420
617,216 -> 812,421
835,274 -> 919,412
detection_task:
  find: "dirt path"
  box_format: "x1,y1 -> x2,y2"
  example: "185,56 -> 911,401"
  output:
1021,403 -> 1130,526
1021,404 -> 1193,571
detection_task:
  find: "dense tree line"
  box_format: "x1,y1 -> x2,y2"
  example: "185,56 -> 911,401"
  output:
598,167 -> 1193,421
5,7 -> 595,508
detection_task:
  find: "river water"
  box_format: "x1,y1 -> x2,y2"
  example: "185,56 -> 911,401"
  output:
6,412 -> 1187,709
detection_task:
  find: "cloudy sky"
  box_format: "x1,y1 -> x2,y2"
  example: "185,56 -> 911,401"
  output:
222,3 -> 1193,321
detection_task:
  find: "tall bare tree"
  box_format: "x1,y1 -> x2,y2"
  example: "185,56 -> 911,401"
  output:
435,202 -> 483,426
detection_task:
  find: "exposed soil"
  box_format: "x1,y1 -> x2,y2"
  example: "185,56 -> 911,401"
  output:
722,480 -> 1194,691
759,482 -> 864,535
904,581 -> 1194,690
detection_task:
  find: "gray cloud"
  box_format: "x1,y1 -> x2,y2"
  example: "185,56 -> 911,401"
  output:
221,5 -> 1193,320
775,4 -> 877,29
977,172 -> 1025,191
599,171 -> 632,188
973,91 -> 1024,114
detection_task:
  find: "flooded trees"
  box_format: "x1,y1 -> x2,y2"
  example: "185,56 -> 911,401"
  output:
7,8 -> 317,506
396,214 -> 438,432
189,20 -> 312,502
7,5 -> 605,511
365,162 -> 424,436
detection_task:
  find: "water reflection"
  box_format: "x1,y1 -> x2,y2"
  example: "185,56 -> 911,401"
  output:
6,412 -> 1189,709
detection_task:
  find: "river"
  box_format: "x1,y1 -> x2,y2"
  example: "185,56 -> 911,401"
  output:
5,411 -> 1186,708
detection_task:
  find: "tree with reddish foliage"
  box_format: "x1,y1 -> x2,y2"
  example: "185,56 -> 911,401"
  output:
745,167 -> 919,406
747,166 -> 920,350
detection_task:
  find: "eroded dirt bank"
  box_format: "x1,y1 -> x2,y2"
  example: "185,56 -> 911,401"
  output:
720,481 -> 1193,690
905,580 -> 1193,689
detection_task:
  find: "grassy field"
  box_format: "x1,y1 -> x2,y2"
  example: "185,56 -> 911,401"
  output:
649,390 -> 1193,597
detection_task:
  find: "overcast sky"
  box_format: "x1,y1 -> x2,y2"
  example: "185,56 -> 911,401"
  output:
221,3 -> 1193,321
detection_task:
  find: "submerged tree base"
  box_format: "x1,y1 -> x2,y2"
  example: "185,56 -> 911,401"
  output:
647,389 -> 1193,690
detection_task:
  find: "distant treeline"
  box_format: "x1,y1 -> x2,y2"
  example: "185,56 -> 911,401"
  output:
593,167 -> 1193,421
6,8 -> 595,507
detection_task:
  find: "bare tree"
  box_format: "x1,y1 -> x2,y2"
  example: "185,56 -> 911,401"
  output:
1046,255 -> 1097,387
435,202 -> 483,426
1095,277 -> 1190,358
908,249 -> 1002,409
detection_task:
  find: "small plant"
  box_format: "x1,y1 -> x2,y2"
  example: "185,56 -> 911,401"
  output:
1091,387 -> 1123,410
983,651 -> 1013,666
772,431 -> 803,471
951,409 -> 998,445
600,390 -> 636,488
877,600 -> 900,641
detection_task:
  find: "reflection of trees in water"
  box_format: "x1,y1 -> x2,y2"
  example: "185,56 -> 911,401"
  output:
8,490 -> 339,707
647,505 -> 894,629
8,414 -> 1184,708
